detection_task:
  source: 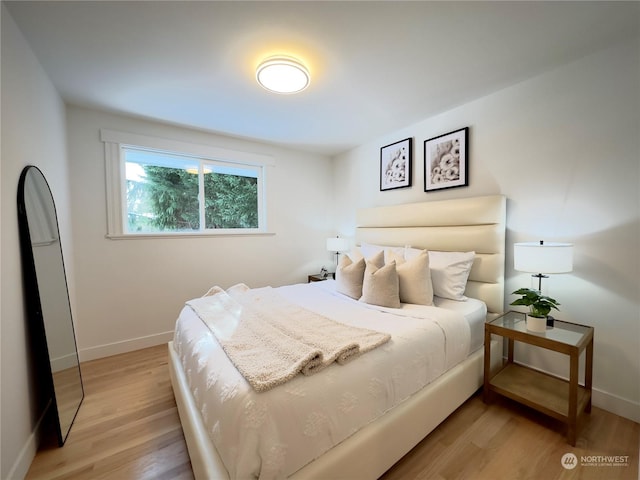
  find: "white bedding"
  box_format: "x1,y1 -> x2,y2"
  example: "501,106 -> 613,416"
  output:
173,280 -> 480,479
432,295 -> 487,352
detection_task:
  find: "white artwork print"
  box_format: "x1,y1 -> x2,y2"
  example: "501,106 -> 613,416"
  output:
384,146 -> 407,186
424,128 -> 468,191
380,138 -> 412,190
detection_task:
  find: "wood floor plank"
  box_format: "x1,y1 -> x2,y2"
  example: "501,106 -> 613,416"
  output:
27,345 -> 639,480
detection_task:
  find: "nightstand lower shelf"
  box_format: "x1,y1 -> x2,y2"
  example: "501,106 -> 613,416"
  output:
489,363 -> 591,423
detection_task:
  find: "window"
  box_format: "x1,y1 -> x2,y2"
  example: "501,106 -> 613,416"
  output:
102,130 -> 272,238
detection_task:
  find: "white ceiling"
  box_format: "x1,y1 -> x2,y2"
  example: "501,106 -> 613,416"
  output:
6,1 -> 639,156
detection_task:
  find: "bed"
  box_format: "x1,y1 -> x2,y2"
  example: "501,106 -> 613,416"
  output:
168,194 -> 506,479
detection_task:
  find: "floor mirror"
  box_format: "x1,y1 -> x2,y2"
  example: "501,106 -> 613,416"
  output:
17,165 -> 84,446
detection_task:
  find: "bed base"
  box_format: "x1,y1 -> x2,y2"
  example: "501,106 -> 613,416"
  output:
168,339 -> 503,479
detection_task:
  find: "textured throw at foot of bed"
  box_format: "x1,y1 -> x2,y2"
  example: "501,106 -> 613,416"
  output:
186,284 -> 391,392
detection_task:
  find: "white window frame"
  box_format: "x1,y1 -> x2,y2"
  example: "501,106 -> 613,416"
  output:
101,129 -> 274,239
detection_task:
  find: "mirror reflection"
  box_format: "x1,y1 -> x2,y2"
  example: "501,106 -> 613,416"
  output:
18,166 -> 83,445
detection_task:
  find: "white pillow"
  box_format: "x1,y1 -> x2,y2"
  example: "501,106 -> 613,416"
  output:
427,250 -> 475,301
335,255 -> 366,299
360,242 -> 406,264
360,260 -> 400,308
388,250 -> 433,305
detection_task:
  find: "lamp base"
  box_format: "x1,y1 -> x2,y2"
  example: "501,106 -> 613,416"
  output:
531,273 -> 549,293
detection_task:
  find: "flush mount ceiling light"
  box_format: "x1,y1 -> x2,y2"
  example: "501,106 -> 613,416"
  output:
256,56 -> 310,94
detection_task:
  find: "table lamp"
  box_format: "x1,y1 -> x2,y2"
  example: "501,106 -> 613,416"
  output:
326,236 -> 349,267
514,240 -> 573,292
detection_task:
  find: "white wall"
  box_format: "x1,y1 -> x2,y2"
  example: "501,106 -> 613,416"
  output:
1,5 -> 73,478
3,7 -> 637,476
66,106 -> 334,361
332,38 -> 640,422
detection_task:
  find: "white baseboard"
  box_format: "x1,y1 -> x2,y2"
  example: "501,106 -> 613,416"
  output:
7,405 -> 49,480
592,388 -> 640,424
78,330 -> 174,362
7,431 -> 37,480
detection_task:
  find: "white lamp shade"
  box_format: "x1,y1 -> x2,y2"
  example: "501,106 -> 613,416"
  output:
326,237 -> 349,253
514,242 -> 573,274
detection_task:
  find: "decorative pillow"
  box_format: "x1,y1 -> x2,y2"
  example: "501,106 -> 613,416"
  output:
388,250 -> 433,305
366,249 -> 385,269
360,260 -> 400,308
335,255 -> 366,299
360,242 -> 406,264
427,250 -> 475,301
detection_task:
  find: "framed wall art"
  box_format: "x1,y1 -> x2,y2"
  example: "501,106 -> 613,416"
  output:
380,137 -> 412,191
424,127 -> 468,192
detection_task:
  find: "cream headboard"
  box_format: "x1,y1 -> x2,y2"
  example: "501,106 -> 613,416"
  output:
355,195 -> 506,320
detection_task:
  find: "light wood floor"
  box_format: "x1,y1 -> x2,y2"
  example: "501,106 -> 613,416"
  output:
27,345 -> 639,480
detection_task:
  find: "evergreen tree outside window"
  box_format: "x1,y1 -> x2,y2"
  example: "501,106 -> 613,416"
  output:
124,147 -> 262,234
204,164 -> 258,229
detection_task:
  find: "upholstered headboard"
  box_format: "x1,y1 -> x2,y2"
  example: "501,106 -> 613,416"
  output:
355,195 -> 506,320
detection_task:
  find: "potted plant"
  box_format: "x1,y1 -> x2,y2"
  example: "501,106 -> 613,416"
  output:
510,288 -> 560,332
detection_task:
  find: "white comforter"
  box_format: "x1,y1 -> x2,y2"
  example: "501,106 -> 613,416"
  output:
173,280 -> 471,479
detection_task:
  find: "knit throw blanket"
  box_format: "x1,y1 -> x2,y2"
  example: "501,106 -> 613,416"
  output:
186,284 -> 391,392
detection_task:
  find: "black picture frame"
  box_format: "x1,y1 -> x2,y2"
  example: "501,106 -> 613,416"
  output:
380,137 -> 412,191
423,127 -> 469,192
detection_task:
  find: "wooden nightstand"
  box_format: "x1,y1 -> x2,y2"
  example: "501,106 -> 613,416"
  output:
483,311 -> 594,446
308,273 -> 334,283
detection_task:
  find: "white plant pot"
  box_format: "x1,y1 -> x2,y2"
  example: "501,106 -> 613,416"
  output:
526,315 -> 547,333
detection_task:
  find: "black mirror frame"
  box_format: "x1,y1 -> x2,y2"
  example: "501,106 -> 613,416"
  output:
17,165 -> 84,446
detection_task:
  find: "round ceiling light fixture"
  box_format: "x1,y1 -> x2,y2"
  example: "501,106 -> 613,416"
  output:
256,56 -> 310,94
